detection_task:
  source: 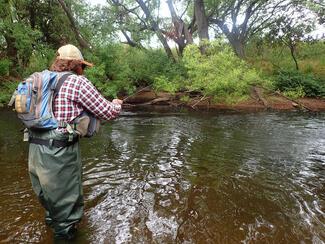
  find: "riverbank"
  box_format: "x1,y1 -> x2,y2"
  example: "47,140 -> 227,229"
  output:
1,80 -> 325,112
122,87 -> 325,112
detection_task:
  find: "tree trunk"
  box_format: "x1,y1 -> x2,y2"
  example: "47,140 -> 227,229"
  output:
29,1 -> 36,29
289,42 -> 299,70
155,30 -> 175,61
57,0 -> 90,50
230,38 -> 246,58
194,0 -> 209,41
166,0 -> 193,56
215,20 -> 245,58
136,0 -> 175,61
121,30 -> 143,48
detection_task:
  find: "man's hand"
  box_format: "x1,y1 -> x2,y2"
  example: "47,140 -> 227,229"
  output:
112,99 -> 123,105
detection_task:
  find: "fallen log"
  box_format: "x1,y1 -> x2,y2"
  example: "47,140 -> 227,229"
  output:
274,91 -> 314,111
252,86 -> 269,108
253,85 -> 314,112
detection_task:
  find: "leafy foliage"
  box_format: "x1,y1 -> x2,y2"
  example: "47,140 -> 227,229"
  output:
0,0 -> 89,75
0,0 -> 324,105
183,41 -> 264,103
274,70 -> 325,98
153,75 -> 182,94
283,86 -> 306,100
84,44 -> 184,98
23,46 -> 56,77
0,59 -> 11,76
0,80 -> 19,107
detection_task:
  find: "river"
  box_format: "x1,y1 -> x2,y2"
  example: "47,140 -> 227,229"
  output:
0,108 -> 324,243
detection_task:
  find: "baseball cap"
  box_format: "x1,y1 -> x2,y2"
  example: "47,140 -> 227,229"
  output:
56,44 -> 93,67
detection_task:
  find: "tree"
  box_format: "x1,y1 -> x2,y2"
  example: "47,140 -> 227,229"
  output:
207,0 -> 294,58
106,0 -> 175,59
136,0 -> 175,59
0,0 -> 92,74
302,0 -> 325,24
192,0 -> 210,53
267,9 -> 315,70
98,1 -> 208,57
165,0 -> 193,56
57,0 -> 91,49
0,0 -> 40,73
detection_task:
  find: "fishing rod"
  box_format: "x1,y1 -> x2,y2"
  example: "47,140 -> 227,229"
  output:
122,85 -> 152,103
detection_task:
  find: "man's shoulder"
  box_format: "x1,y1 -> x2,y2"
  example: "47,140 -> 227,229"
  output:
73,75 -> 94,87
66,74 -> 89,82
63,75 -> 95,92
64,73 -> 85,84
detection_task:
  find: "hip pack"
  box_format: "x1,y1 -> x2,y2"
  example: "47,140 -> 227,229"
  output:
73,111 -> 100,138
9,70 -> 71,130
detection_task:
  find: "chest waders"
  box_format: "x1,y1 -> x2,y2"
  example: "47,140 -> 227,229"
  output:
28,129 -> 83,239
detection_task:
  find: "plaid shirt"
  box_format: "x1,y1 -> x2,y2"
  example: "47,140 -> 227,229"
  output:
53,74 -> 121,125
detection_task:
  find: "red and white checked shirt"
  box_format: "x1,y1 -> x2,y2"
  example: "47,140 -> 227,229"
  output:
53,74 -> 121,125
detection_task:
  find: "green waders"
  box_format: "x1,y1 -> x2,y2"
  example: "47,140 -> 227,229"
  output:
28,129 -> 83,238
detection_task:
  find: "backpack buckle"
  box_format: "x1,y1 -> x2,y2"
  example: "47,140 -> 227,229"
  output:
68,134 -> 73,142
66,124 -> 74,142
58,121 -> 67,128
49,139 -> 54,148
23,128 -> 29,142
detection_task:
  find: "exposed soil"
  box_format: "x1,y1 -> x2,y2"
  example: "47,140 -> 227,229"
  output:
122,87 -> 325,112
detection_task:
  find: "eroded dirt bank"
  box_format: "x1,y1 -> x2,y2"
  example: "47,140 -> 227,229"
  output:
122,87 -> 325,112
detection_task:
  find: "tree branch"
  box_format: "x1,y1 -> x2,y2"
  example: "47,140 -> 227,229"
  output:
57,0 -> 91,49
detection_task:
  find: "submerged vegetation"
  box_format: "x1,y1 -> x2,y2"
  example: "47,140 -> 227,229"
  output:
0,0 -> 324,106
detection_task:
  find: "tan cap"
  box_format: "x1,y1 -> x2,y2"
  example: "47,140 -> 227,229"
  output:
56,44 -> 93,67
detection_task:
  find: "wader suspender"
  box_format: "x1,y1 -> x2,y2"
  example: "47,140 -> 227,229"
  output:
28,73 -> 79,148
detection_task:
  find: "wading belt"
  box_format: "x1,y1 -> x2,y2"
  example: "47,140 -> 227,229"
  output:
29,136 -> 79,148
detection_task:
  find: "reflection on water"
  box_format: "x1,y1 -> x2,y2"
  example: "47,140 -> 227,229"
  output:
0,109 -> 324,243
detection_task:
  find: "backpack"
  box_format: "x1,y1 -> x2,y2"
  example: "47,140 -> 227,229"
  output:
9,70 -> 71,131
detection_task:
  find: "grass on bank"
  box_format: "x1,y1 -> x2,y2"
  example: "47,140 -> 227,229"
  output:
246,41 -> 325,99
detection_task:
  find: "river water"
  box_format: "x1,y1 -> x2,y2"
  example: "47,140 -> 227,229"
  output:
0,108 -> 324,243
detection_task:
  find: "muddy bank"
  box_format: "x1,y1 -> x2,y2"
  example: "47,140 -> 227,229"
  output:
122,87 -> 325,112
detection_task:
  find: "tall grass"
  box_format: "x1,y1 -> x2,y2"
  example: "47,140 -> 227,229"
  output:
246,41 -> 325,78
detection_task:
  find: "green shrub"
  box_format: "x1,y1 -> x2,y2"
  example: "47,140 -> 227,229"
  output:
84,44 -> 184,97
183,41 -> 265,103
274,70 -> 325,98
153,75 -> 181,93
85,63 -> 136,98
0,59 -> 11,76
283,86 -> 306,99
180,95 -> 190,102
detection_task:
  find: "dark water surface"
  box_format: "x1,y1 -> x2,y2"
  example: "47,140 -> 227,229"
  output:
0,108 -> 324,243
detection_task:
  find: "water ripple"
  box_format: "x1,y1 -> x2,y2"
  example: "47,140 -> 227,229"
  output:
1,110 -> 325,243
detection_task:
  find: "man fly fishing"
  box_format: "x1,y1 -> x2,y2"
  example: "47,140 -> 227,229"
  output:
11,44 -> 123,240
